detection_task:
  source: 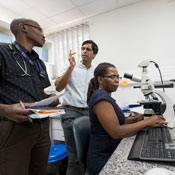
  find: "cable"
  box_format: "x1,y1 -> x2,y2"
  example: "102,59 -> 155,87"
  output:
150,60 -> 165,92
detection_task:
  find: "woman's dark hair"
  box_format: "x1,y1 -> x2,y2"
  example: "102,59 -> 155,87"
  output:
87,62 -> 116,104
82,40 -> 98,54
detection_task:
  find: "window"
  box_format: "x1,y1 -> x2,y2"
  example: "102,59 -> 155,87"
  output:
42,48 -> 49,62
33,47 -> 49,63
0,33 -> 12,43
46,23 -> 89,79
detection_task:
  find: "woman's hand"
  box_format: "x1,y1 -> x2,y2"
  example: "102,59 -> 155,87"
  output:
145,115 -> 168,127
135,114 -> 144,122
125,113 -> 144,124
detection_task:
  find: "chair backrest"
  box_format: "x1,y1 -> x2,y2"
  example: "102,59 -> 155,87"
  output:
73,116 -> 91,167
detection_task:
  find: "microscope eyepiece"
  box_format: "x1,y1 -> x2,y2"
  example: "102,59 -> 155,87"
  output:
124,73 -> 141,82
124,73 -> 133,80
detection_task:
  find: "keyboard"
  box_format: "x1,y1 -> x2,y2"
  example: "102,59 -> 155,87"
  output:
128,127 -> 175,162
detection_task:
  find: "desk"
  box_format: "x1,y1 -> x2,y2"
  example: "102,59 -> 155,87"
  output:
50,115 -> 65,145
99,135 -> 175,175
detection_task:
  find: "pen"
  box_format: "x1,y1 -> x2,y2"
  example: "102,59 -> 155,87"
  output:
19,100 -> 33,123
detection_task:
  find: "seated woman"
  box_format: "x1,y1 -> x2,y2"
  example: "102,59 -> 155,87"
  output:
86,62 -> 167,175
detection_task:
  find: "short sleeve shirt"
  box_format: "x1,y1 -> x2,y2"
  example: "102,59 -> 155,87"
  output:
0,42 -> 50,104
89,89 -> 125,135
59,62 -> 94,108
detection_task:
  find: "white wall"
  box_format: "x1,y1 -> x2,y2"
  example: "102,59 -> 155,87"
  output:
86,0 -> 175,107
1,0 -> 175,108
0,20 -> 11,36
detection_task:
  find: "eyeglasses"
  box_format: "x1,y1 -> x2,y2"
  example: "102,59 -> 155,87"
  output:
81,47 -> 92,52
24,24 -> 43,33
102,75 -> 122,80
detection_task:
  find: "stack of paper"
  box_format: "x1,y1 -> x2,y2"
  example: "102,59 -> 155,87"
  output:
26,93 -> 65,119
29,107 -> 65,119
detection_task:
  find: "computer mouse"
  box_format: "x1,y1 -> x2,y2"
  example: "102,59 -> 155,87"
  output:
144,167 -> 175,175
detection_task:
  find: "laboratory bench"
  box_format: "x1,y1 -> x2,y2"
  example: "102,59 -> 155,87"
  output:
99,134 -> 175,175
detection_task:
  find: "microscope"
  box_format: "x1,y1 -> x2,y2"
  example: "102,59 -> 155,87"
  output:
124,60 -> 175,128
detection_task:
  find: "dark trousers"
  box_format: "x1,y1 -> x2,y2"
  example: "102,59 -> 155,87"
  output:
0,119 -> 51,175
60,108 -> 89,175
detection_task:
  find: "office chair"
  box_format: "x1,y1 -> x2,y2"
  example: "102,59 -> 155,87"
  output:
73,116 -> 91,174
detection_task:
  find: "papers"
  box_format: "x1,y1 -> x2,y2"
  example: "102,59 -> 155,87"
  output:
123,105 -> 144,118
28,107 -> 65,119
31,93 -> 65,107
20,92 -> 66,120
130,106 -> 144,114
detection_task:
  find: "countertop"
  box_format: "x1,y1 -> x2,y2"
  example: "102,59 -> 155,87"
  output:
99,134 -> 175,175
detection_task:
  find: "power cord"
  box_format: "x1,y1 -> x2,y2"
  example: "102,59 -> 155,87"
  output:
150,60 -> 165,92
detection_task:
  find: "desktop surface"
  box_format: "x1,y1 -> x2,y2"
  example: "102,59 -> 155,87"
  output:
100,129 -> 175,175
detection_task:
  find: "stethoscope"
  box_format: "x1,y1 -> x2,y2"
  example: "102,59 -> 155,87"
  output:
12,51 -> 31,77
9,44 -> 46,78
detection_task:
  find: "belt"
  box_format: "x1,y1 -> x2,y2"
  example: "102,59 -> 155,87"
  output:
63,105 -> 89,111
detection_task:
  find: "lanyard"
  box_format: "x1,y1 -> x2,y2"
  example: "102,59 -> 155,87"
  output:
12,41 -> 46,78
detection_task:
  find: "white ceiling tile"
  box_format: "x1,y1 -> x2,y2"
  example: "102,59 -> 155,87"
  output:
24,0 -> 75,17
38,18 -> 57,31
50,8 -> 84,25
0,0 -> 19,4
0,0 -> 143,32
0,0 -> 46,20
117,0 -> 142,7
71,0 -> 95,6
79,0 -> 119,17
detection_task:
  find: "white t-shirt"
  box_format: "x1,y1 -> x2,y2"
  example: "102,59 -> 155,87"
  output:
59,61 -> 94,108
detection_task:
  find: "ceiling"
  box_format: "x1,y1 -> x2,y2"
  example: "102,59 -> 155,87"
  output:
0,0 -> 143,34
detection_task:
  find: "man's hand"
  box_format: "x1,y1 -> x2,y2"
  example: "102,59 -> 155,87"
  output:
3,103 -> 32,123
45,93 -> 60,107
68,50 -> 76,68
55,50 -> 76,92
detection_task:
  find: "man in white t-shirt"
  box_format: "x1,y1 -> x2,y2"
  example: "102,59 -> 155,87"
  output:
55,40 -> 98,175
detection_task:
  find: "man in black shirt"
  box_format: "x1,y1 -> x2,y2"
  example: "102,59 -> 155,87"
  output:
0,18 -> 58,175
